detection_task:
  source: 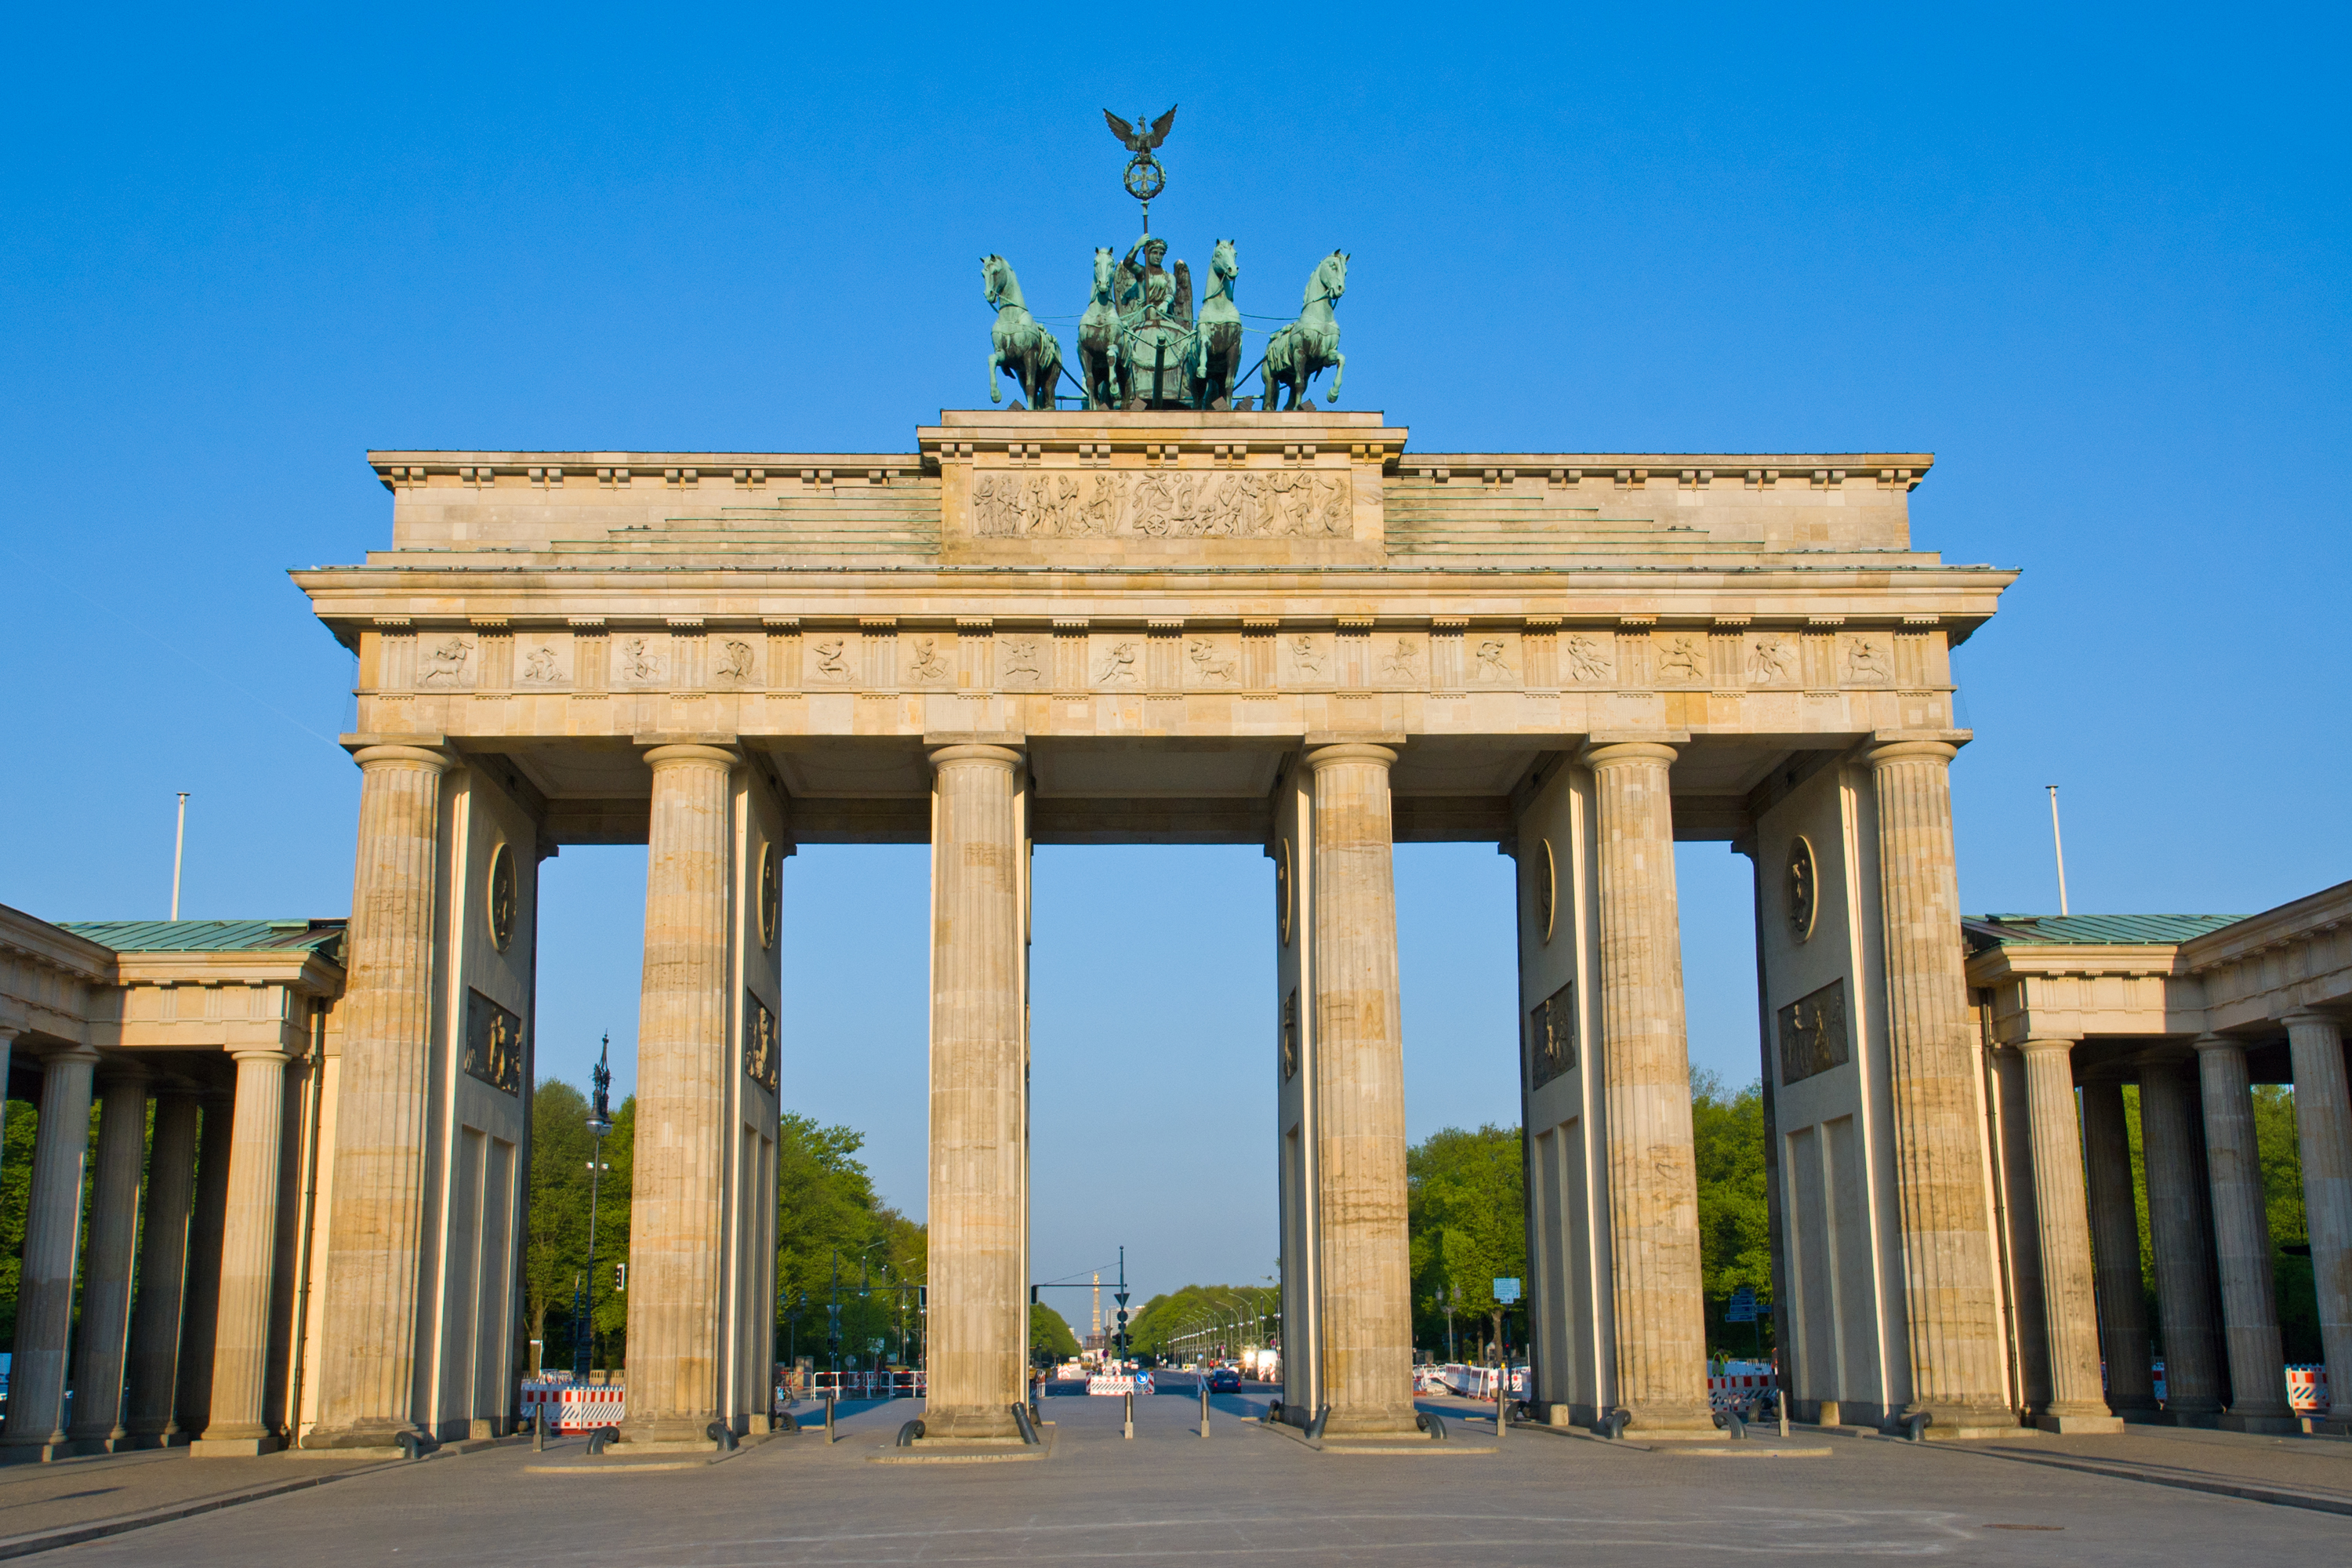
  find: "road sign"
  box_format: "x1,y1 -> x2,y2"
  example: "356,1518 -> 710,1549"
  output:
1725,1287 -> 1759,1323
1493,1277 -> 1521,1305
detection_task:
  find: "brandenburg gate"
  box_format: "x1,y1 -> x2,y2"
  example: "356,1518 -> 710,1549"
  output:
286,406 -> 2023,1448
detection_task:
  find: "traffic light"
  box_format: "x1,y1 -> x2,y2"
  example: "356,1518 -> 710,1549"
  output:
615,1263 -> 627,1292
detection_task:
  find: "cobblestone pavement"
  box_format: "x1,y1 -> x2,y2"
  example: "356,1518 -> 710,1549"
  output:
32,1392 -> 2352,1565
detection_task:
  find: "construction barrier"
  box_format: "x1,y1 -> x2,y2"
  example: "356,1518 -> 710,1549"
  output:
518,1383 -> 626,1432
811,1370 -> 924,1399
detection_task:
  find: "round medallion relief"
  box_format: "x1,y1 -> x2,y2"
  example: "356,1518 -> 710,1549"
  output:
1786,835 -> 1818,943
487,842 -> 517,953
1276,837 -> 1294,946
1535,839 -> 1557,944
758,842 -> 782,951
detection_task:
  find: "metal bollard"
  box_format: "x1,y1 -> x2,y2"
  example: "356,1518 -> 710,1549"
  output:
1123,1388 -> 1135,1440
825,1388 -> 837,1443
532,1402 -> 546,1452
1200,1378 -> 1210,1439
1777,1387 -> 1789,1439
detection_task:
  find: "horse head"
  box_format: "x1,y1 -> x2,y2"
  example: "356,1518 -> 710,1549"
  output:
1315,250 -> 1348,304
982,255 -> 1008,308
1092,247 -> 1117,303
1213,238 -> 1238,285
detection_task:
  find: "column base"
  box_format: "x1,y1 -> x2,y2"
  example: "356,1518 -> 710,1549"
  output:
301,1421 -> 421,1451
1616,1399 -> 1722,1440
2218,1410 -> 2301,1436
1319,1404 -> 1422,1439
190,1436 -> 274,1457
918,1406 -> 1021,1442
2036,1408 -> 2125,1434
1913,1402 -> 2030,1439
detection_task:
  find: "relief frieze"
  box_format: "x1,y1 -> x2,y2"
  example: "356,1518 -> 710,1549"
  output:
967,467 -> 1353,539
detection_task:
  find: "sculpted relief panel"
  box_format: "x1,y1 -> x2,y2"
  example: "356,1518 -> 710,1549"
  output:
967,467 -> 1354,539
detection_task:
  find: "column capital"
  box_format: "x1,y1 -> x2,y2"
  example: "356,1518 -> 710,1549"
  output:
2190,1032 -> 2246,1058
2018,1036 -> 2080,1057
927,742 -> 1025,771
641,741 -> 742,771
36,1044 -> 100,1068
2281,1009 -> 2342,1032
1577,739 -> 1678,770
1862,736 -> 1961,769
1303,741 -> 1397,771
227,1045 -> 295,1065
95,1058 -> 151,1087
350,743 -> 454,773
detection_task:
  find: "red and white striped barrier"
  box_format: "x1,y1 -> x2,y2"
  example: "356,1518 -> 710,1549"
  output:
518,1384 -> 626,1432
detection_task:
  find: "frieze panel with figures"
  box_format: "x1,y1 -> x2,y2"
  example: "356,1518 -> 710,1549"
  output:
967,468 -> 1353,539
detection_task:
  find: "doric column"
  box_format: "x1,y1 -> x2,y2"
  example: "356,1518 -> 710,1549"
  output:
621,742 -> 740,1445
1581,740 -> 1712,1436
2136,1051 -> 2223,1421
2081,1069 -> 2158,1421
1306,742 -> 1417,1436
2017,1040 -> 2122,1432
2194,1033 -> 2296,1433
1,1047 -> 100,1457
126,1094 -> 201,1443
67,1068 -> 150,1450
2282,1011 -> 2352,1425
306,743 -> 450,1448
176,1094 -> 234,1439
1863,738 -> 2012,1432
194,1047 -> 292,1454
924,742 -> 1029,1441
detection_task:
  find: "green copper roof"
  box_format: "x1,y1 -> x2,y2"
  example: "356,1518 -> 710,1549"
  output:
1963,913 -> 2246,949
57,919 -> 346,956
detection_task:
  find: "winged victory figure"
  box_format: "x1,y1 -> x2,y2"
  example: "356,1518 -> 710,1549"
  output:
1103,105 -> 1178,154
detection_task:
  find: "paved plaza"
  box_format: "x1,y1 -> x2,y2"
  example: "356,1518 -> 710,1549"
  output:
10,1389 -> 2348,1565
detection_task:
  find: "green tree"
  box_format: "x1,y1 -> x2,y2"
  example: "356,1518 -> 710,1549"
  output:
1127,1283 -> 1277,1361
775,1112 -> 925,1367
524,1085 -> 633,1371
1406,1123 -> 1524,1359
0,1102 -> 38,1351
1030,1302 -> 1079,1359
1691,1071 -> 1773,1356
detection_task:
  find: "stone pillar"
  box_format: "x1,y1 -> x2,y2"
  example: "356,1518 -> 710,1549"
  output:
620,742 -> 739,1445
923,742 -> 1028,1441
307,744 -> 450,1448
126,1094 -> 202,1444
2282,1011 -> 2352,1426
176,1094 -> 234,1439
2194,1033 -> 2296,1433
1581,740 -> 1712,1436
1,1047 -> 100,1457
2080,1070 -> 2158,1421
67,1069 -> 149,1451
194,1048 -> 292,1455
1863,738 -> 2012,1432
1305,742 -> 1417,1436
2017,1040 -> 2122,1432
2137,1051 -> 2224,1421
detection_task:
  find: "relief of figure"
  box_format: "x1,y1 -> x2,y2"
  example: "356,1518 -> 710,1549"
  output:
417,636 -> 472,686
716,639 -> 755,683
1008,475 -> 1039,536
1132,471 -> 1174,536
1317,474 -> 1351,535
971,473 -> 1003,536
1848,638 -> 1890,681
1169,473 -> 1203,535
1563,635 -> 1612,682
619,637 -> 661,683
1290,636 -> 1325,677
1188,637 -> 1236,683
521,644 -> 560,684
1659,636 -> 1704,681
1036,474 -> 1079,536
1080,473 -> 1120,535
812,638 -> 850,681
1001,637 -> 1042,683
1475,639 -> 1512,681
1748,638 -> 1792,683
1203,474 -> 1247,537
908,637 -> 951,683
1098,641 -> 1141,684
1381,638 -> 1421,682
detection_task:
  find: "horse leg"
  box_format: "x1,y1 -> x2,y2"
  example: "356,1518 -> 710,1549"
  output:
989,347 -> 1004,405
1327,350 -> 1345,405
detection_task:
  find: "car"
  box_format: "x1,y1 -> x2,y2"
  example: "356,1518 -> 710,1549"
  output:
1207,1367 -> 1241,1393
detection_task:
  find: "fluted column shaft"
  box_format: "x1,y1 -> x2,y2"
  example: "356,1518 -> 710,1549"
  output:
2137,1054 -> 2224,1419
2018,1040 -> 2121,1431
307,744 -> 449,1446
2,1048 -> 100,1453
126,1094 -> 201,1442
176,1096 -> 234,1437
2081,1072 -> 2157,1419
1306,743 -> 1416,1435
622,743 -> 739,1445
2194,1034 -> 2295,1432
924,743 -> 1028,1440
197,1048 -> 292,1450
2282,1012 -> 2352,1424
68,1071 -> 150,1448
1583,741 -> 1711,1433
1864,739 -> 2010,1428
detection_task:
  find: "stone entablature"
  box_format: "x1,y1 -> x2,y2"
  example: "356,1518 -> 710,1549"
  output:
1967,884 -> 2352,1046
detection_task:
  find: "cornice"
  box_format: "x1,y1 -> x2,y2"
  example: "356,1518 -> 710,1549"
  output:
2177,879 -> 2352,975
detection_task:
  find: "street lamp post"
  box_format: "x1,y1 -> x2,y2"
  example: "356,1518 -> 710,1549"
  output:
573,1034 -> 615,1378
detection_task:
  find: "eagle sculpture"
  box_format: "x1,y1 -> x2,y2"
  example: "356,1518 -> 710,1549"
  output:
1103,106 -> 1178,154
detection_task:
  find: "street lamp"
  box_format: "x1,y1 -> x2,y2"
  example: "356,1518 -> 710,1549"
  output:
573,1034 -> 615,1378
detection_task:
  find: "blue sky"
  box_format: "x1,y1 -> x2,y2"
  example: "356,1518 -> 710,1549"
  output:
4,3 -> 2345,1305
